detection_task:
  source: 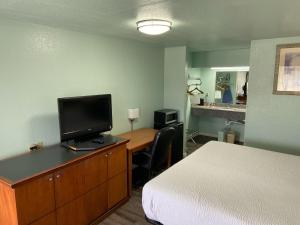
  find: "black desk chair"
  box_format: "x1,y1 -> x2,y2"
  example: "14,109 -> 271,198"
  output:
132,126 -> 176,185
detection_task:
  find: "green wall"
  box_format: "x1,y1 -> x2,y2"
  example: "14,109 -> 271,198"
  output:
164,46 -> 188,122
164,46 -> 189,150
245,36 -> 300,155
192,48 -> 250,68
0,19 -> 164,159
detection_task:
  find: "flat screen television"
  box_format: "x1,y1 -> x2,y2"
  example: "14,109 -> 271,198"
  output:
58,94 -> 112,142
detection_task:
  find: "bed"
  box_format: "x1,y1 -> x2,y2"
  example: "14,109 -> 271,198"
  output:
142,141 -> 300,225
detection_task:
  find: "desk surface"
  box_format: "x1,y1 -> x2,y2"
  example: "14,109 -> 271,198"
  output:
118,128 -> 157,153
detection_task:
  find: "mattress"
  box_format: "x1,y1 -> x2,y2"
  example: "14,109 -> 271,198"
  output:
142,141 -> 300,225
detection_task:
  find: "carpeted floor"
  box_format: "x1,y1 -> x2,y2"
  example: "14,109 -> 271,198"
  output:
99,189 -> 149,225
185,140 -> 203,155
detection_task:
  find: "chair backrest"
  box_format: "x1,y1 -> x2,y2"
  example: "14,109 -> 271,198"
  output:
149,126 -> 176,171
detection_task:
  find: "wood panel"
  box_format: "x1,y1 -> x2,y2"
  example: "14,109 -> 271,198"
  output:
54,161 -> 85,207
0,142 -> 129,225
108,172 -> 127,209
30,212 -> 56,225
83,152 -> 107,192
56,184 -> 107,225
15,174 -> 55,225
107,145 -> 127,179
118,128 -> 157,153
127,150 -> 133,196
0,182 -> 18,225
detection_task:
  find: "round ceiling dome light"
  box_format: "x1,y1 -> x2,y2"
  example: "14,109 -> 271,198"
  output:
137,19 -> 172,35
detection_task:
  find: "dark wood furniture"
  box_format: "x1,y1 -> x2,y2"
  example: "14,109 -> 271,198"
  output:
0,138 -> 129,225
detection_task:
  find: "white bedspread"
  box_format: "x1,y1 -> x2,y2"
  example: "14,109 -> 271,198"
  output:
142,141 -> 300,225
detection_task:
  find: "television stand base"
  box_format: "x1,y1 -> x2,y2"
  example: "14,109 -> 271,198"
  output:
62,134 -> 119,151
92,136 -> 105,144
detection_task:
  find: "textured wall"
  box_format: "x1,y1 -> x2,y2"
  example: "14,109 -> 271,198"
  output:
0,19 -> 164,159
245,36 -> 300,155
192,48 -> 250,68
164,46 -> 187,122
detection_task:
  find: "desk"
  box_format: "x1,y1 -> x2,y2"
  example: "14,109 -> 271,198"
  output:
118,128 -> 157,196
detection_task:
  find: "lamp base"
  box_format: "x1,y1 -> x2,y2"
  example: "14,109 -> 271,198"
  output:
129,119 -> 134,132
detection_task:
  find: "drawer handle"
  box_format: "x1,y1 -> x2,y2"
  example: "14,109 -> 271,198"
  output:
56,174 -> 61,179
48,177 -> 53,182
108,152 -> 112,155
105,154 -> 108,157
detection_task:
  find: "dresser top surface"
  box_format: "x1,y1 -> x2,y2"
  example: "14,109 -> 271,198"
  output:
0,137 -> 127,187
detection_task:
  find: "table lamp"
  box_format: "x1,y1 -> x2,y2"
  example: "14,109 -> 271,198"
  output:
128,108 -> 140,131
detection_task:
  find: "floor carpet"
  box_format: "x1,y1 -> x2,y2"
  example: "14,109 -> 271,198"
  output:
99,189 -> 149,225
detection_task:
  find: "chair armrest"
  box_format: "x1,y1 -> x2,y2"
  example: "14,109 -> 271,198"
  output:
134,150 -> 151,159
132,149 -> 152,166
140,151 -> 151,158
133,147 -> 151,157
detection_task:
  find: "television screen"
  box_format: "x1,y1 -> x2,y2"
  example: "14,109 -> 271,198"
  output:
58,94 -> 112,142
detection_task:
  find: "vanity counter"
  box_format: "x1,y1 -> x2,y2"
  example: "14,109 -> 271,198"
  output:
191,104 -> 246,120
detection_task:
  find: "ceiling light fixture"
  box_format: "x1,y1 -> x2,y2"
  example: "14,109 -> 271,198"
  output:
137,19 -> 172,35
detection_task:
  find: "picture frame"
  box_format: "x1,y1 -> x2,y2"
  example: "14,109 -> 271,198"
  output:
273,43 -> 300,95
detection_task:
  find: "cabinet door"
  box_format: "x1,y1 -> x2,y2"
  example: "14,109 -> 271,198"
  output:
56,183 -> 107,225
15,174 -> 55,225
54,162 -> 85,207
107,145 -> 127,178
108,171 -> 127,208
83,152 -> 107,192
30,212 -> 56,225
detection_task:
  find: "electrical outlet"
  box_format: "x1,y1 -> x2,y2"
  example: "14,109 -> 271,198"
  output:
29,142 -> 44,151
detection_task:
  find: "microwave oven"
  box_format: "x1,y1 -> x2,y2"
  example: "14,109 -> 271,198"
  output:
154,109 -> 178,126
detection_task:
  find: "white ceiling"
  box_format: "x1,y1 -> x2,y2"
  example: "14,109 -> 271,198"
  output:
1,0 -> 300,51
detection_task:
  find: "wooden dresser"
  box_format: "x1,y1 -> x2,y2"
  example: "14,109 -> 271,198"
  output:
0,138 -> 129,225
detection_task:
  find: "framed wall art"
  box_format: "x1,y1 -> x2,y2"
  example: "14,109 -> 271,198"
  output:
273,43 -> 300,95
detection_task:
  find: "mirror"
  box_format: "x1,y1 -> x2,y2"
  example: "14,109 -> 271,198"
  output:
214,71 -> 249,105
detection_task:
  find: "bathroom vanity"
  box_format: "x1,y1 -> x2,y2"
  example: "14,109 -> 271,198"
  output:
191,104 -> 246,121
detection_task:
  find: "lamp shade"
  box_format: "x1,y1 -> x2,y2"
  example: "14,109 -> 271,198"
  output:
128,108 -> 140,120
